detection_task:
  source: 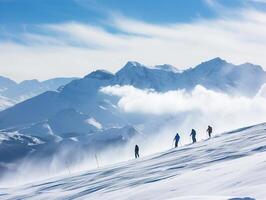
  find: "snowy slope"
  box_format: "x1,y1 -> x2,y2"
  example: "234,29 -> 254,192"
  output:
154,64 -> 182,73
0,96 -> 14,111
1,123 -> 266,199
0,125 -> 139,175
0,76 -> 17,92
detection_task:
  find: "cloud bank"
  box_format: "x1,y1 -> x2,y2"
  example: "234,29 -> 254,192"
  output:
101,84 -> 266,137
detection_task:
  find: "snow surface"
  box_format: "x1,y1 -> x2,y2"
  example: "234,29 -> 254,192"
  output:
0,96 -> 14,111
154,64 -> 181,73
0,131 -> 44,145
85,117 -> 102,129
1,123 -> 266,200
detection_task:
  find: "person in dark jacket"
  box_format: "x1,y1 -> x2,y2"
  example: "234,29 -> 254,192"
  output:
135,145 -> 139,158
173,133 -> 180,148
190,129 -> 197,143
207,125 -> 213,138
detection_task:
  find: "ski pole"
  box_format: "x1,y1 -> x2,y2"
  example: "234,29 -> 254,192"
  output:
95,154 -> 99,168
172,140 -> 175,148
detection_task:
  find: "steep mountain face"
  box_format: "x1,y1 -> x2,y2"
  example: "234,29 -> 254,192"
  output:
59,70 -> 125,128
187,57 -> 266,95
0,91 -> 71,129
115,61 -> 185,91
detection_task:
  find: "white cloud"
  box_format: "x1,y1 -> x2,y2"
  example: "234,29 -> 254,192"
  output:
101,85 -> 266,135
1,9 -> 266,81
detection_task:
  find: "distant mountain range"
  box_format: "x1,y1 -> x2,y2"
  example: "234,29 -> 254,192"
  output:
0,76 -> 77,110
115,57 -> 266,95
0,57 -> 266,173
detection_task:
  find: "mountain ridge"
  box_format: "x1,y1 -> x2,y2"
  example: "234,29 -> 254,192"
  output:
0,76 -> 78,110
1,57 -> 265,132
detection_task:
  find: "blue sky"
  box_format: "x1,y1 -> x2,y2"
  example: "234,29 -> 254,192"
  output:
0,0 -> 261,27
0,0 -> 266,81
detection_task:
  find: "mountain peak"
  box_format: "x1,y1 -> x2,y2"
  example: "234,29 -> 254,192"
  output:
19,79 -> 40,85
238,62 -> 264,72
116,61 -> 147,76
85,70 -> 114,80
212,57 -> 223,61
124,61 -> 142,67
204,57 -> 227,65
192,57 -> 229,72
0,76 -> 17,91
154,64 -> 181,73
120,61 -> 145,71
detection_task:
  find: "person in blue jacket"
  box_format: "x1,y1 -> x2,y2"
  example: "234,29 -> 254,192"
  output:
190,129 -> 197,143
207,125 -> 213,138
173,133 -> 180,148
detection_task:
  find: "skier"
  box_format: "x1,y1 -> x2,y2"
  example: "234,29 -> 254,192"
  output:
190,129 -> 197,143
135,145 -> 139,158
207,125 -> 213,138
173,133 -> 180,148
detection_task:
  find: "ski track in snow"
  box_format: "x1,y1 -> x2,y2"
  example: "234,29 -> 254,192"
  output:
1,123 -> 266,200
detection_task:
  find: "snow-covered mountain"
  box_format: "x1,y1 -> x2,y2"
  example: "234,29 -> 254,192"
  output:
0,57 -> 266,177
0,96 -> 15,111
154,64 -> 181,73
0,57 -> 265,131
0,76 -> 17,92
4,58 -> 265,112
115,61 -> 186,91
1,123 -> 265,199
0,77 -> 77,104
116,58 -> 266,95
186,58 -> 266,96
